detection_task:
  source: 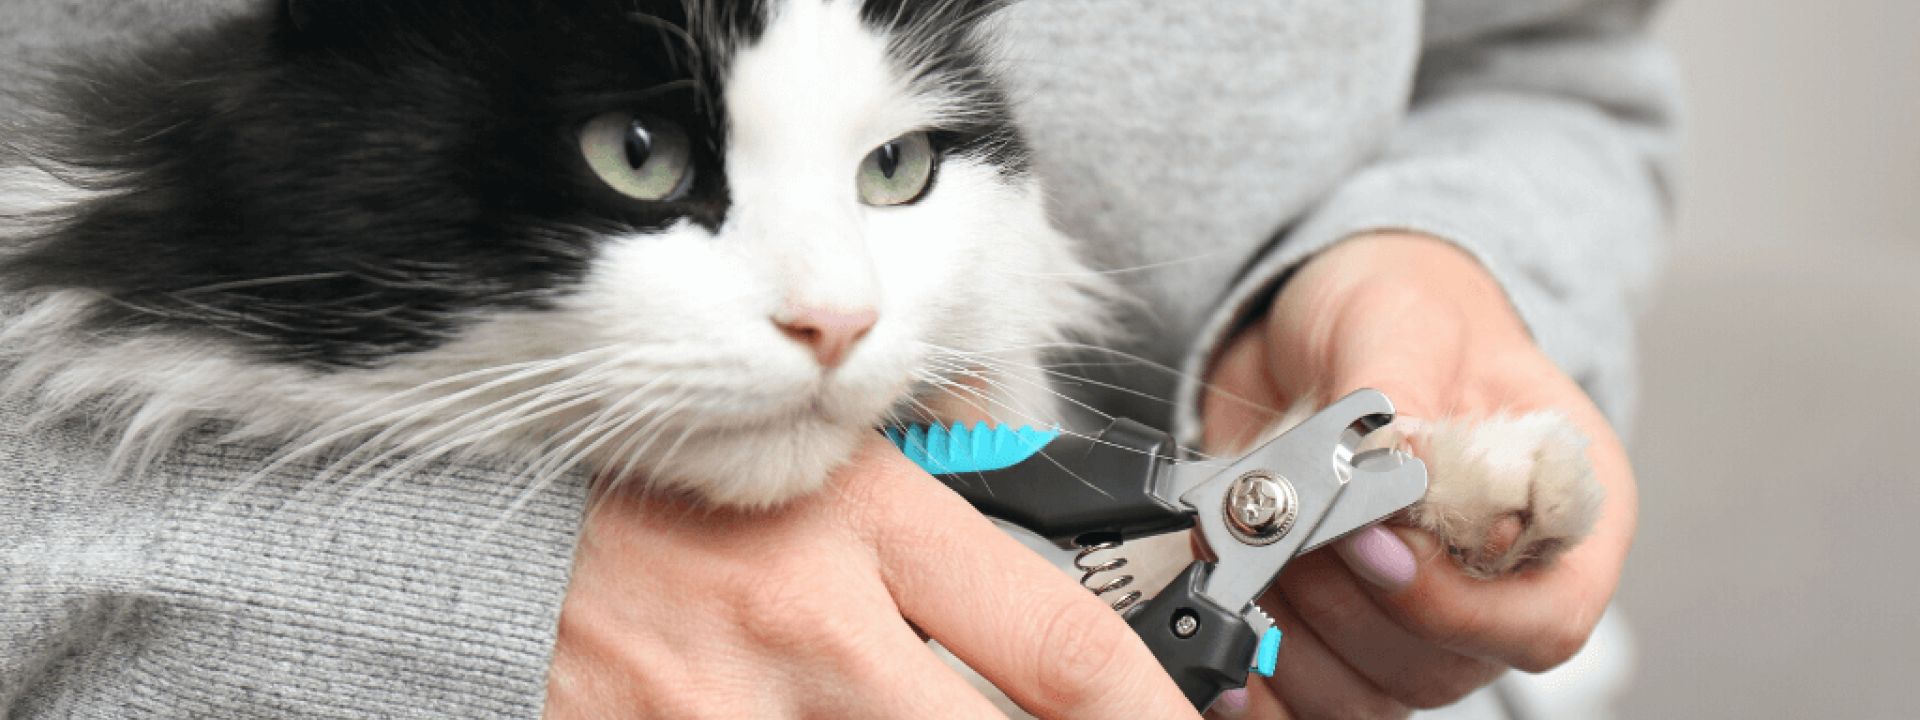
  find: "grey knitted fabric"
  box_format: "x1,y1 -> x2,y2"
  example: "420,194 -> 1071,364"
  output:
1001,0 -> 1680,440
2,0 -> 1681,716
0,396 -> 588,717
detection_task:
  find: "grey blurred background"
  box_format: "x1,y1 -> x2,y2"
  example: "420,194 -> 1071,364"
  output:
1615,1 -> 1919,718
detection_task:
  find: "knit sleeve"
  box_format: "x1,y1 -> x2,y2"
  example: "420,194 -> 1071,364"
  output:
0,394 -> 590,717
1171,0 -> 1684,437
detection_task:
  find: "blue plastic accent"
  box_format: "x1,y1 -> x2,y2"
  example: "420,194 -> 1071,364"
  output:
1252,627 -> 1282,677
883,423 -> 1058,475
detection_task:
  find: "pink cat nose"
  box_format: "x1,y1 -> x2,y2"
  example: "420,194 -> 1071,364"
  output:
773,305 -> 878,369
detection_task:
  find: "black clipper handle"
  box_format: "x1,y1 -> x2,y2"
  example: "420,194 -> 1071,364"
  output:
1122,561 -> 1260,712
932,418 -> 1189,543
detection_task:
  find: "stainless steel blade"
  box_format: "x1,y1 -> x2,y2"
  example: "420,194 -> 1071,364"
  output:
1297,448 -> 1428,555
1176,389 -> 1399,612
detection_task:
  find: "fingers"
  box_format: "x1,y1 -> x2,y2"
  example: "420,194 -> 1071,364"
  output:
555,475 -> 1014,720
1262,594 -> 1413,719
1205,682 -> 1290,719
1276,548 -> 1506,708
1189,547 -> 1509,720
836,437 -> 1202,720
1365,524 -> 1614,672
1326,363 -> 1632,671
1200,323 -> 1291,452
777,608 -> 1017,719
1196,232 -> 1639,710
1307,341 -> 1633,671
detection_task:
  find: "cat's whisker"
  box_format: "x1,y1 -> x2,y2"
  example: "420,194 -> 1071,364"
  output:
511,381 -> 683,492
922,354 -> 1116,430
260,354 -> 586,458
917,363 -> 1050,426
1051,254 -> 1225,277
919,355 -> 1218,468
911,369 -> 1139,476
321,390 -> 600,522
925,340 -> 1224,402
414,391 -> 631,530
594,390 -> 703,490
222,351 -> 626,513
5,0 -> 1123,527
576,421 -> 690,527
924,343 -> 1285,461
166,272 -> 355,297
260,357 -> 611,489
625,12 -> 700,57
931,346 -> 1184,412
644,413 -> 711,487
314,378 -> 611,522
580,392 -> 699,519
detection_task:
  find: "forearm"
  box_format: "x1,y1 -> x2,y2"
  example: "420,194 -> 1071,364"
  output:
1174,1 -> 1683,441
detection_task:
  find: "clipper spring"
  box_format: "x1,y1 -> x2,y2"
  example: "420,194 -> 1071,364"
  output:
1074,539 -> 1141,612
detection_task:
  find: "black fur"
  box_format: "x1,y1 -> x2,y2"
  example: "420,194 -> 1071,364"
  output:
0,0 -> 1022,371
860,0 -> 1029,174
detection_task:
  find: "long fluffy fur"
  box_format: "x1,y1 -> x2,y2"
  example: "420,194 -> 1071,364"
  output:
0,0 -> 1114,509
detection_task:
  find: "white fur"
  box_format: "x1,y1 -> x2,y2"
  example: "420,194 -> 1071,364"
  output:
0,0 -> 1112,508
1390,413 -> 1603,577
0,166 -> 97,220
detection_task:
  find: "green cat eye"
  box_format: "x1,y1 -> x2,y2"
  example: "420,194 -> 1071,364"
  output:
580,112 -> 692,201
857,132 -> 935,206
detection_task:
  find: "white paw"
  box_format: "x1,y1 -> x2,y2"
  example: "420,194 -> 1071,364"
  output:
1363,413 -> 1603,578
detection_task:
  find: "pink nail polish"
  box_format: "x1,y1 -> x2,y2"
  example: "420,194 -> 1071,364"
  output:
1215,687 -> 1249,716
1343,525 -> 1417,588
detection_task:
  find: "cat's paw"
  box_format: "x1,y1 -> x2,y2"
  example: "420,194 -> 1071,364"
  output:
1361,413 -> 1603,579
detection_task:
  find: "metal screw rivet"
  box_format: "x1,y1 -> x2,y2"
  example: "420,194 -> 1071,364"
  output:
1224,471 -> 1298,546
1172,610 -> 1200,638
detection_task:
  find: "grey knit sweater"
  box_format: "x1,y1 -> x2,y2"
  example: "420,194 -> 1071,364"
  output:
1,0 -> 1680,716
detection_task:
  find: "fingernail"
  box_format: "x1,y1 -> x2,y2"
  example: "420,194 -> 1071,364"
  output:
1338,524 -> 1417,589
1213,688 -> 1249,716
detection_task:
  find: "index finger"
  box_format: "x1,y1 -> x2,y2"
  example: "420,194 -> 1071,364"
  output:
832,435 -> 1203,720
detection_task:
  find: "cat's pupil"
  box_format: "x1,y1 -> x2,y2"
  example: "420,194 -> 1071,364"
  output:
876,142 -> 900,179
623,121 -> 654,169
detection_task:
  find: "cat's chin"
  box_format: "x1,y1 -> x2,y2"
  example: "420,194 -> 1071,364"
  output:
595,415 -> 873,509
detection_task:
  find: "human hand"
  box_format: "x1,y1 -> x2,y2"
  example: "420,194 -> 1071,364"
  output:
543,434 -> 1203,719
1196,233 -> 1638,718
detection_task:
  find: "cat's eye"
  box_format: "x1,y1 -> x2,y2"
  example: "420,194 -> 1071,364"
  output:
580,112 -> 692,201
856,132 -> 935,206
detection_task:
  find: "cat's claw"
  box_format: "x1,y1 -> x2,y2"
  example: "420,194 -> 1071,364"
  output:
1365,413 -> 1602,579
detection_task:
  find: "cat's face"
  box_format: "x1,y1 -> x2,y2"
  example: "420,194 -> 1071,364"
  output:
0,0 -> 1106,506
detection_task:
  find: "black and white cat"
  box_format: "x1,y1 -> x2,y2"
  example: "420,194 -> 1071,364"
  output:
0,0 -> 1110,511
0,0 -> 1596,590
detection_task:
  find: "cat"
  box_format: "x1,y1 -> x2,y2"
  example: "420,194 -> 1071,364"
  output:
0,0 -> 1106,512
0,0 -> 1598,676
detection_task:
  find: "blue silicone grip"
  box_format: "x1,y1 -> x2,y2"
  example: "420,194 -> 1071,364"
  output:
1252,627 -> 1282,677
883,423 -> 1058,475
